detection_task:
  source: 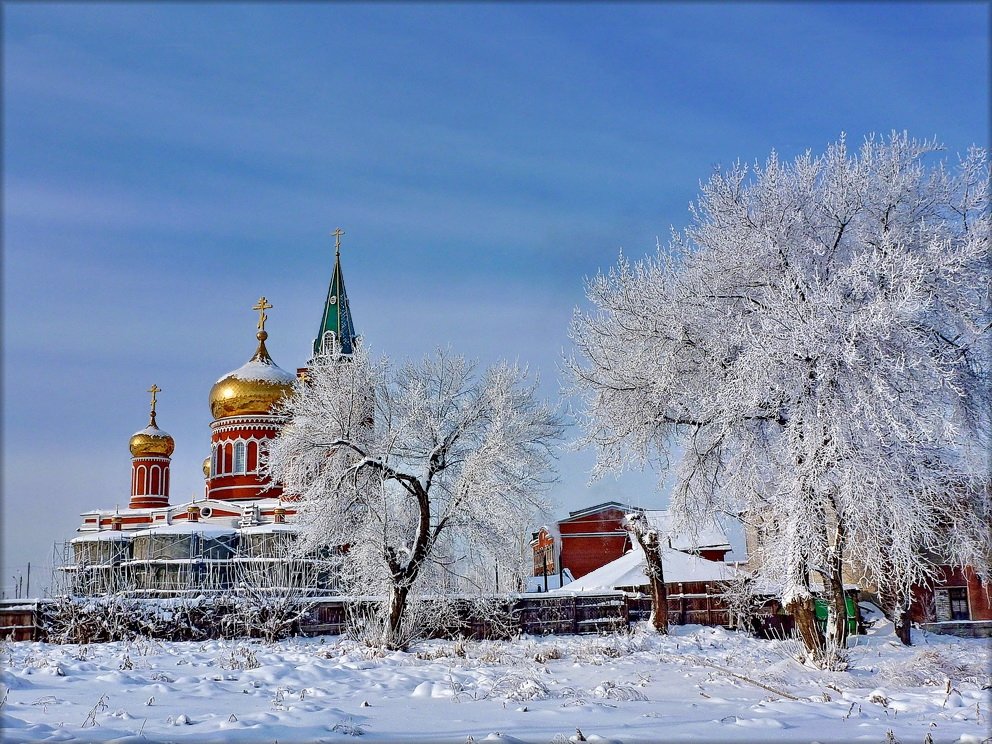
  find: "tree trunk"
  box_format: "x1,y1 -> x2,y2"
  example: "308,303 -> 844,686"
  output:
893,608 -> 912,645
825,571 -> 849,648
878,584 -> 913,646
822,529 -> 849,648
384,583 -> 410,649
786,595 -> 824,661
824,502 -> 849,648
625,512 -> 669,634
644,546 -> 670,633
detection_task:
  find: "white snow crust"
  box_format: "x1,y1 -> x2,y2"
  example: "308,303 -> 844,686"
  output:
1,621 -> 987,742
69,532 -> 132,543
131,425 -> 171,439
217,359 -> 295,385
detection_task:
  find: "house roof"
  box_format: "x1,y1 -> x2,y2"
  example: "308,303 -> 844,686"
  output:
556,544 -> 738,592
562,501 -> 636,521
643,510 -> 731,551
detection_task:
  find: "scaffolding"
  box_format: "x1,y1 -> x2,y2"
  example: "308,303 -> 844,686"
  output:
53,523 -> 342,599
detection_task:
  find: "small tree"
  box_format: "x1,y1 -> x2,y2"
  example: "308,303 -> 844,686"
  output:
570,133 -> 990,663
265,347 -> 563,649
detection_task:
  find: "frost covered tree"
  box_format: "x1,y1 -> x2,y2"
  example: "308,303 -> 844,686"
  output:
569,133 -> 990,661
265,346 -> 563,649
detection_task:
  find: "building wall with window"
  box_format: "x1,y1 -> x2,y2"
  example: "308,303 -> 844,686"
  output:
911,565 -> 992,623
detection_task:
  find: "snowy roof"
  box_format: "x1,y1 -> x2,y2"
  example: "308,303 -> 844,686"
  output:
643,510 -> 731,551
218,359 -> 295,385
557,544 -> 738,592
563,501 -> 635,520
238,523 -> 300,534
131,425 -> 172,439
130,522 -> 237,538
71,531 -> 132,543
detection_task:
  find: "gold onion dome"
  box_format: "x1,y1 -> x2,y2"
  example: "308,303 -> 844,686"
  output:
209,330 -> 296,419
129,412 -> 175,458
202,456 -> 211,478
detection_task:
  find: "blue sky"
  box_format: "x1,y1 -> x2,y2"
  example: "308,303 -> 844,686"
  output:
3,2 -> 988,595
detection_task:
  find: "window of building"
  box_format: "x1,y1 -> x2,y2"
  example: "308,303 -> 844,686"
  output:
948,587 -> 970,621
935,587 -> 971,621
233,441 -> 246,474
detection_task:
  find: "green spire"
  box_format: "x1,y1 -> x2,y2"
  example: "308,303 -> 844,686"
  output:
313,228 -> 358,358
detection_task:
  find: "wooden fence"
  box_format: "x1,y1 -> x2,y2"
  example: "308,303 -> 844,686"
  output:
2,591 -> 734,643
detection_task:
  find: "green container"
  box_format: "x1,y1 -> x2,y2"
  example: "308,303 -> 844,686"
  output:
814,596 -> 858,635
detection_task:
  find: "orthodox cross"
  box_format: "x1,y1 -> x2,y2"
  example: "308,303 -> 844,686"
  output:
331,227 -> 345,256
253,296 -> 273,331
147,384 -> 161,414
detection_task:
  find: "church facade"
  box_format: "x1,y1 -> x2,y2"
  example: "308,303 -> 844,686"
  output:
57,233 -> 358,598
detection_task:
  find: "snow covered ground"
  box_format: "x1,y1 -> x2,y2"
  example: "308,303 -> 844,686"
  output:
2,622 -> 988,743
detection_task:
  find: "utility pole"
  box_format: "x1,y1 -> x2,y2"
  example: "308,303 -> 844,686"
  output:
26,563 -> 31,599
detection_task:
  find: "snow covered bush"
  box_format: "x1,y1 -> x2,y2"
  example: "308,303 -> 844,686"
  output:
265,346 -> 564,649
42,595 -> 144,644
569,132 -> 990,662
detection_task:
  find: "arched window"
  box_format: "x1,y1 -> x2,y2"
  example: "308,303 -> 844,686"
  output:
224,442 -> 233,474
210,447 -> 218,478
233,441 -> 246,475
150,465 -> 161,495
247,440 -> 259,473
136,465 -> 147,496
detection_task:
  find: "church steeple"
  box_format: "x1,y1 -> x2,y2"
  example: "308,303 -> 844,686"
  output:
313,228 -> 358,358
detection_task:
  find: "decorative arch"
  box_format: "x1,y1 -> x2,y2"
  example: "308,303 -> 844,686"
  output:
135,465 -> 148,496
247,440 -> 259,473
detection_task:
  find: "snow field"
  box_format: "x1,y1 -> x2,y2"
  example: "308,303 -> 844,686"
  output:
1,623 -> 988,743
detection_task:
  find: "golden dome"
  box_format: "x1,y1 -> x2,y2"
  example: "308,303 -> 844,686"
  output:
129,413 -> 175,458
202,456 -> 211,479
209,331 -> 296,419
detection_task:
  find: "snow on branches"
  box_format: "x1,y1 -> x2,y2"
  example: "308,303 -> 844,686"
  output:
264,346 -> 564,648
569,132 -> 990,658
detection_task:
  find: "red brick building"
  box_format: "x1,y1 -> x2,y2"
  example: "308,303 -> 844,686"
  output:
532,501 -> 732,582
910,565 -> 992,623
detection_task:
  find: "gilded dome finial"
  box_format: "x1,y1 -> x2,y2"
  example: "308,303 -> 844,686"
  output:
147,384 -> 161,427
209,297 -> 296,419
130,385 -> 175,457
250,297 -> 274,362
253,296 -> 273,332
